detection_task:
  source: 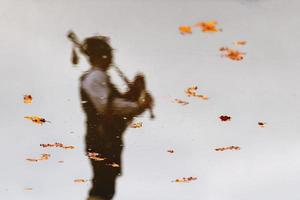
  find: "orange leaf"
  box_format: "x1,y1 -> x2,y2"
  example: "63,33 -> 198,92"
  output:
24,116 -> 50,125
23,95 -> 32,104
233,40 -> 247,46
185,86 -> 209,100
220,47 -> 245,61
179,26 -> 192,35
26,154 -> 50,162
74,179 -> 88,183
195,21 -> 221,32
173,176 -> 197,183
130,122 -> 143,128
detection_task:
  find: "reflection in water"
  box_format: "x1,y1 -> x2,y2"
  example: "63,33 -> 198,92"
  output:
68,31 -> 154,200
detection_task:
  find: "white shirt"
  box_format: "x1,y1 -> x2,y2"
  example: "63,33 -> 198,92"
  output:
81,69 -> 141,117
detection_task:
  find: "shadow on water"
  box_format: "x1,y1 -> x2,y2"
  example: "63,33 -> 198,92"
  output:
68,31 -> 154,200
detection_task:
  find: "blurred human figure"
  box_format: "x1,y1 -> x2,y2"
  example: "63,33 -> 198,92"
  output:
68,32 -> 153,200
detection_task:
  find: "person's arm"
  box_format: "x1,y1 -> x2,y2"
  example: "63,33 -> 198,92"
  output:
81,70 -> 146,117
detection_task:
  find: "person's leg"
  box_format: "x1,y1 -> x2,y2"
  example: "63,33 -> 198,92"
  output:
87,196 -> 106,200
88,160 -> 117,200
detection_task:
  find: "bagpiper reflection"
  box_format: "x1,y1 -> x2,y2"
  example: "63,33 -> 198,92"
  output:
67,31 -> 154,200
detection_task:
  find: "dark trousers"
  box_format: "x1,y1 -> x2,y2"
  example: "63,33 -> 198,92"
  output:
89,160 -> 118,199
86,123 -> 123,200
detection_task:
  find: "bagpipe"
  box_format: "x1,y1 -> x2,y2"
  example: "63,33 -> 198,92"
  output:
67,31 -> 155,119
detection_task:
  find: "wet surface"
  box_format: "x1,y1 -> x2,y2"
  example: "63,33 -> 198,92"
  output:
1,0 -> 300,200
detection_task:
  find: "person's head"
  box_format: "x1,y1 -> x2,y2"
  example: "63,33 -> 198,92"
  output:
82,36 -> 113,70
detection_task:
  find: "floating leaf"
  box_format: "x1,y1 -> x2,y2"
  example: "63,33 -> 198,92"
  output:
106,163 -> 120,168
174,99 -> 189,106
87,152 -> 106,161
215,146 -> 240,151
233,40 -> 247,46
172,176 -> 197,183
194,21 -> 221,32
258,122 -> 266,128
130,122 -> 143,128
24,188 -> 33,191
23,95 -> 32,104
24,116 -> 50,125
220,47 -> 245,61
74,179 -> 88,183
219,115 -> 231,122
179,26 -> 192,35
185,86 -> 208,100
26,154 -> 50,162
167,150 -> 175,154
40,142 -> 75,149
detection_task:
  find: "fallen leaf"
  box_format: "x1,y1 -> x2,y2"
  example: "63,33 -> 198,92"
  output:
87,152 -> 106,161
219,115 -> 231,121
26,158 -> 38,162
40,142 -> 75,149
24,116 -> 50,125
185,86 -> 198,97
58,161 -> 64,163
185,86 -> 209,100
24,188 -> 33,191
167,150 -> 175,154
179,26 -> 192,35
130,122 -> 143,128
174,99 -> 189,106
106,163 -> 120,168
233,40 -> 247,46
26,154 -> 50,162
172,176 -> 197,183
195,94 -> 209,100
40,154 -> 50,160
220,47 -> 245,61
215,146 -> 241,151
74,179 -> 88,183
194,21 -> 221,32
258,122 -> 266,128
23,95 -> 32,104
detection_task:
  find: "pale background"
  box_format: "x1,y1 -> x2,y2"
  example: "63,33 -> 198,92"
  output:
1,0 -> 300,199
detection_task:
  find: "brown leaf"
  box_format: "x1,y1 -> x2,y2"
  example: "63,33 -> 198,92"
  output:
258,122 -> 266,128
219,115 -> 231,122
40,142 -> 75,149
167,150 -> 175,154
172,176 -> 197,183
174,99 -> 189,106
23,95 -> 32,104
215,146 -> 241,151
